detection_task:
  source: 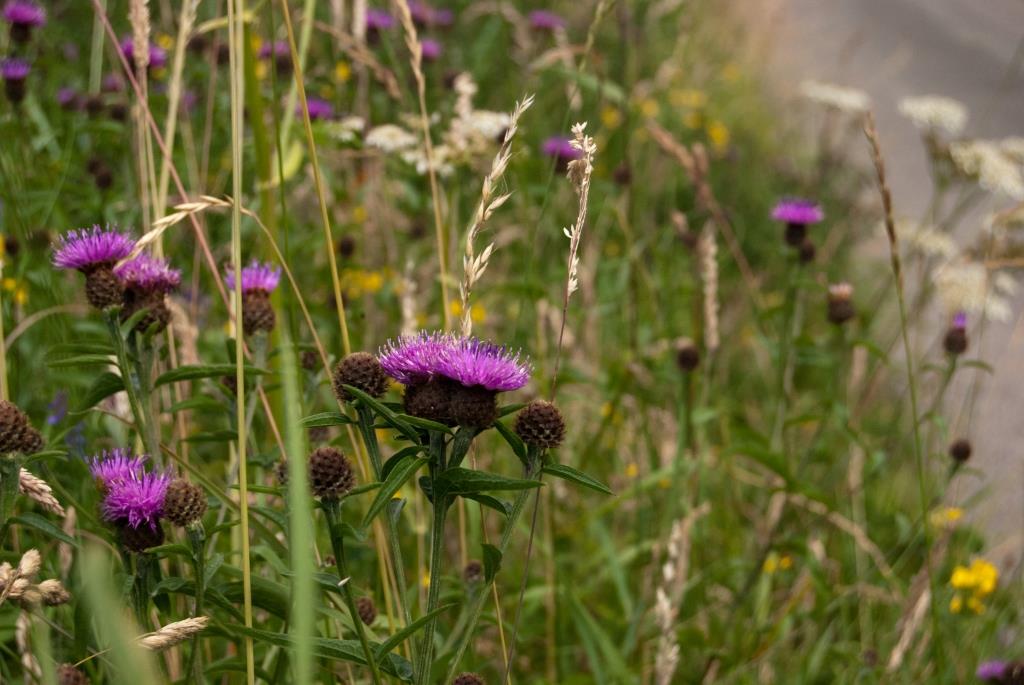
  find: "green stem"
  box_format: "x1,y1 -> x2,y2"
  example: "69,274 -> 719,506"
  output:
131,552 -> 155,627
415,431 -> 450,685
185,524 -> 207,684
104,311 -> 152,453
128,332 -> 162,463
323,499 -> 383,685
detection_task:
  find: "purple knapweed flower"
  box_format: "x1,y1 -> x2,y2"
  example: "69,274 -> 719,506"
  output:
953,311 -> 967,330
102,470 -> 170,529
120,37 -> 168,70
3,0 -> 43,43
366,8 -> 395,32
408,1 -> 454,27
434,337 -> 531,392
420,38 -> 442,61
1,57 -> 29,82
115,253 -> 181,294
52,226 -> 135,272
302,97 -> 334,121
225,260 -> 281,294
89,449 -> 148,487
976,660 -> 1009,682
257,40 -> 289,60
101,73 -> 124,93
379,331 -> 456,386
528,10 -> 566,31
56,86 -> 80,110
542,135 -> 582,171
771,198 -> 824,226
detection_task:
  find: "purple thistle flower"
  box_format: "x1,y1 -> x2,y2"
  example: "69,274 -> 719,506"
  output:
435,337 -> 531,392
542,135 -> 582,162
408,1 -> 454,27
225,260 -> 281,294
102,470 -> 170,529
953,311 -> 967,329
120,37 -> 168,70
302,97 -> 334,121
115,253 -> 181,293
2,0 -> 43,26
52,226 -> 135,271
101,73 -> 123,93
529,10 -> 566,31
89,449 -> 148,487
976,660 -> 1009,682
56,86 -> 79,109
379,331 -> 457,386
421,38 -> 442,61
258,40 -> 289,60
1,58 -> 29,81
771,198 -> 824,226
366,8 -> 395,31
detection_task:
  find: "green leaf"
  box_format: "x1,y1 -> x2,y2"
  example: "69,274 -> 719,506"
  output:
10,513 -> 76,545
154,364 -> 268,387
542,463 -> 613,495
342,385 -> 419,442
184,430 -> 239,443
380,446 -> 425,481
227,625 -> 413,681
493,420 -> 527,463
433,467 -> 543,498
300,411 -> 355,427
167,396 -> 226,414
461,492 -> 512,517
482,543 -> 502,583
46,354 -> 115,369
372,603 -> 456,658
75,371 -> 124,412
394,413 -> 452,434
361,455 -> 428,528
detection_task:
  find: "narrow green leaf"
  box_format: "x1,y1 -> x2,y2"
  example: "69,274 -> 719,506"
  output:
11,513 -> 76,545
361,455 -> 428,528
461,492 -> 512,517
482,543 -> 501,583
342,384 -> 419,441
493,420 -> 527,463
542,463 -> 613,495
75,371 -> 124,412
433,467 -> 542,497
373,603 -> 455,658
394,413 -> 452,434
154,364 -> 268,387
300,411 -> 355,427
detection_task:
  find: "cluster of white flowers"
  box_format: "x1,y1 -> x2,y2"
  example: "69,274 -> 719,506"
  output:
949,140 -> 1024,200
364,124 -> 419,152
400,144 -> 455,177
325,116 -> 366,144
883,219 -> 958,259
934,260 -> 1018,322
898,95 -> 968,135
800,80 -> 871,114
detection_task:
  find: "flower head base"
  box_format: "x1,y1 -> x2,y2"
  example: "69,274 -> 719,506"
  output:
435,337 -> 531,392
102,469 -> 170,530
115,254 -> 181,294
89,449 -> 147,488
379,331 -> 457,386
772,198 -> 824,226
944,311 -> 968,356
226,260 -> 281,294
302,97 -> 334,121
529,10 -> 566,31
53,226 -> 135,272
120,37 -> 168,70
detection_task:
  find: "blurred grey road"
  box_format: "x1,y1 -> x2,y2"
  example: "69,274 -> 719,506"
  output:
770,0 -> 1024,558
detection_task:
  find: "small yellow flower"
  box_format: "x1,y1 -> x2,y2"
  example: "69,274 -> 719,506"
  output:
156,33 -> 174,51
706,120 -> 730,153
2,277 -> 15,291
601,106 -> 623,130
318,84 -> 334,100
763,554 -> 779,574
625,463 -> 639,479
670,88 -> 708,109
683,111 -> 703,130
779,555 -> 793,570
14,287 -> 26,305
600,402 -> 614,419
361,271 -> 384,294
335,61 -> 352,83
950,565 -> 975,590
967,595 -> 986,614
639,98 -> 660,119
657,477 -> 671,489
421,572 -> 430,588
351,205 -> 367,224
255,61 -> 268,81
930,506 -> 964,528
950,595 -> 963,613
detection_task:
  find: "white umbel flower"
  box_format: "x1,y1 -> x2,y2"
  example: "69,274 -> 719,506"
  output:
934,261 -> 1016,322
365,124 -> 418,152
881,219 -> 958,259
950,140 -> 1024,200
898,95 -> 968,135
800,80 -> 870,114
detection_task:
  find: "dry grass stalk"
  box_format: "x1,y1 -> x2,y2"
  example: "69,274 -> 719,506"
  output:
863,112 -> 903,289
459,93 -> 535,336
698,221 -> 719,352
0,549 -> 71,608
400,259 -> 418,337
60,507 -> 77,578
16,611 -> 41,679
128,0 -> 151,72
886,533 -> 948,671
19,468 -> 66,517
137,616 -> 210,651
654,503 -> 710,685
120,196 -> 232,265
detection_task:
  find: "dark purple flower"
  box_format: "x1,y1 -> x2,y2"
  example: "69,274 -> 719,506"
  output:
1,58 -> 29,82
89,449 -> 148,487
976,660 -> 1009,682
56,86 -> 79,109
115,253 -> 181,293
379,331 -> 457,385
120,36 -> 168,70
3,0 -> 43,26
102,470 -> 170,529
421,38 -> 442,61
302,97 -> 334,121
771,198 -> 823,226
953,311 -> 967,330
225,260 -> 281,294
408,1 -> 453,27
366,8 -> 395,32
52,226 -> 135,271
529,10 -> 566,31
435,337 -> 531,392
258,40 -> 289,60
101,73 -> 123,93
